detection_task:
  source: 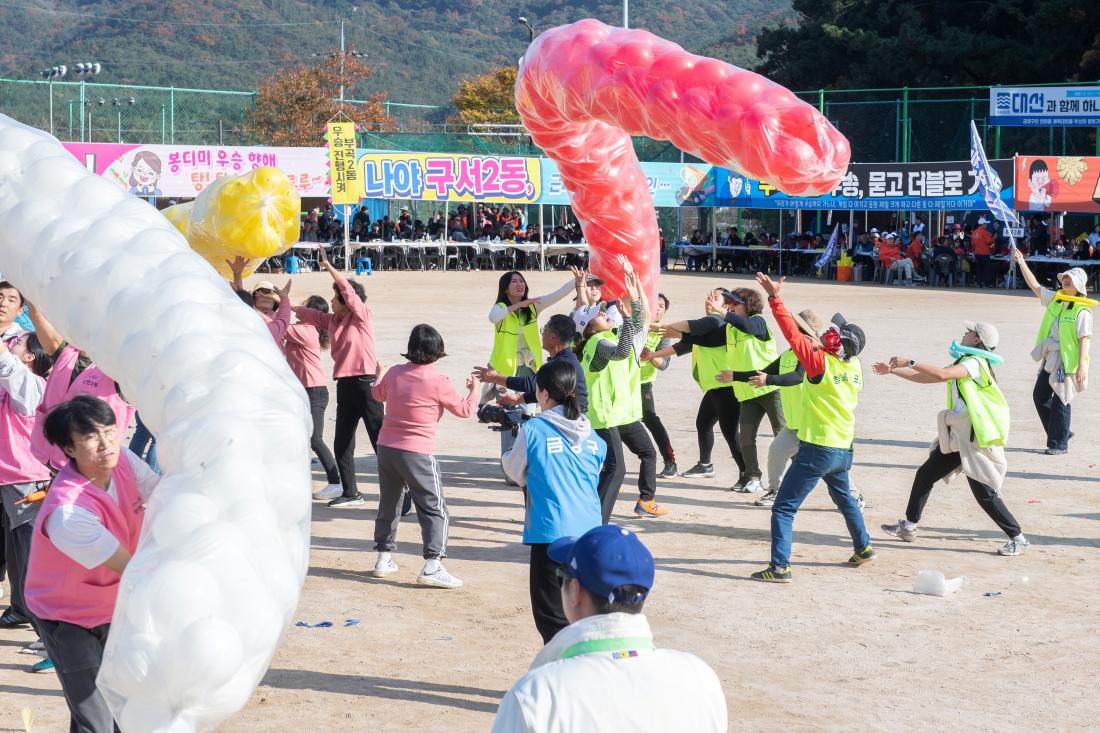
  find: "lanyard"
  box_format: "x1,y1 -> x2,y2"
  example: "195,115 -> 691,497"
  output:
561,636 -> 656,660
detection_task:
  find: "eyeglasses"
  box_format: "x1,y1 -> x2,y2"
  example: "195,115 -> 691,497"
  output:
555,566 -> 575,588
73,426 -> 118,447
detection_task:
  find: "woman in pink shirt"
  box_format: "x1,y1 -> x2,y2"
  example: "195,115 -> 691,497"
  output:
293,246 -> 381,508
284,295 -> 341,498
369,324 -> 479,589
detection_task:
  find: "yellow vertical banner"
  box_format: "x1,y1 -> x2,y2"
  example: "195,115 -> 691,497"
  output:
326,121 -> 362,205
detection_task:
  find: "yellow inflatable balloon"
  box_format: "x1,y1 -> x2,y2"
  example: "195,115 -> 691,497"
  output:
162,167 -> 301,279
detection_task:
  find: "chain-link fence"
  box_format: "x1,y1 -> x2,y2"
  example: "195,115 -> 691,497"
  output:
2,77 -> 1098,161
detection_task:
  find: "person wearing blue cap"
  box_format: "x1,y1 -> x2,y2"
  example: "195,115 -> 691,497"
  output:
491,524 -> 727,732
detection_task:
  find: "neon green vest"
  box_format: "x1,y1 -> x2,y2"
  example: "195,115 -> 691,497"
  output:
489,302 -> 542,376
1035,298 -> 1087,374
729,315 -> 779,401
797,355 -> 862,449
582,330 -> 643,430
690,338 -> 733,393
640,331 -> 663,384
947,356 -> 1010,448
777,349 -> 804,431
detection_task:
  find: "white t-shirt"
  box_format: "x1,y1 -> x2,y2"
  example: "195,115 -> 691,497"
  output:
950,358 -> 981,413
44,450 -> 159,569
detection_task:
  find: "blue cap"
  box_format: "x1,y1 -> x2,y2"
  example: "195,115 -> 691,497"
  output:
548,524 -> 655,604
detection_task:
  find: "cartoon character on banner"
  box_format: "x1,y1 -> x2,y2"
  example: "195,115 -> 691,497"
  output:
128,151 -> 164,200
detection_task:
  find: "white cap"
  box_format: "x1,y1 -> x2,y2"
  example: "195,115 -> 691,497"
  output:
962,320 -> 1000,350
572,304 -> 606,331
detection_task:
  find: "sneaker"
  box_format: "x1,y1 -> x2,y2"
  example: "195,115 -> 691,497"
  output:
998,535 -> 1030,556
313,483 -> 343,501
754,489 -> 778,507
727,475 -> 750,492
1043,447 -> 1067,455
634,499 -> 669,517
417,562 -> 464,589
659,461 -> 678,479
680,462 -> 715,479
847,545 -> 877,565
31,658 -> 54,674
881,520 -> 916,542
733,478 -> 764,493
19,639 -> 45,655
401,491 -> 414,517
328,494 -> 366,508
371,552 -> 398,578
750,564 -> 792,583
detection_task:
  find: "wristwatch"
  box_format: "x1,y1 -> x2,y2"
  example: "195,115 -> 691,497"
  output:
907,359 -> 916,368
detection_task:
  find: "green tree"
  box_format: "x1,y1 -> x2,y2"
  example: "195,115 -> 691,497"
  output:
449,67 -> 520,127
754,0 -> 1100,90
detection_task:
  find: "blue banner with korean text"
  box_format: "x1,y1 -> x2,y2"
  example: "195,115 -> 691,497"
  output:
719,159 -> 1015,211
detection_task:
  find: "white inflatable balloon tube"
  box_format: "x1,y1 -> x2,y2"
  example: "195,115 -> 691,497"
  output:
0,114 -> 312,732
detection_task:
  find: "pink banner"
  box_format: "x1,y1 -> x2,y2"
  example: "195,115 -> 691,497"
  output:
62,143 -> 330,199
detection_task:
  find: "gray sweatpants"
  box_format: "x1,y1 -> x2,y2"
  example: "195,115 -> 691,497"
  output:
36,618 -> 118,733
767,426 -> 801,493
374,444 -> 449,560
737,390 -> 786,480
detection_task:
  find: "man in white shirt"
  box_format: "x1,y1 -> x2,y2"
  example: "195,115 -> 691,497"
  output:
491,524 -> 727,733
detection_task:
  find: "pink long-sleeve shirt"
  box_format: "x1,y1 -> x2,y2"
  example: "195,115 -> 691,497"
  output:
371,363 -> 476,454
283,323 -> 326,389
293,279 -> 376,378
262,297 -> 291,354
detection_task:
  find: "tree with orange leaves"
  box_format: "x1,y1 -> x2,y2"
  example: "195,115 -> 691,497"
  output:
248,52 -> 395,146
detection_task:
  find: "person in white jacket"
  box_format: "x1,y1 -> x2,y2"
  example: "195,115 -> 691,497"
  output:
491,524 -> 727,733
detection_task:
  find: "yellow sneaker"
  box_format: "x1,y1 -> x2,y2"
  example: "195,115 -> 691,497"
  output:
634,499 -> 669,517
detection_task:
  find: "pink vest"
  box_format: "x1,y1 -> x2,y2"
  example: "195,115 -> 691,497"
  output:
25,457 -> 144,628
31,345 -> 135,471
0,378 -> 51,485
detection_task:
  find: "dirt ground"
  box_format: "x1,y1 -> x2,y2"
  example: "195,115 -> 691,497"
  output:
2,268 -> 1097,732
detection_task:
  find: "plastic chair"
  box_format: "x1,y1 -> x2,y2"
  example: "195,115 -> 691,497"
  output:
355,257 -> 373,276
284,255 -> 301,274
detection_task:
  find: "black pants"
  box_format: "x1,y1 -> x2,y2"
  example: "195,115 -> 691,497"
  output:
36,618 -> 119,733
306,386 -> 341,484
529,543 -> 568,644
1032,369 -> 1072,451
640,382 -> 675,464
975,254 -> 992,287
1,510 -> 34,620
334,375 -> 385,498
595,421 -> 657,522
696,387 -> 745,473
737,390 -> 786,479
905,445 -> 1021,538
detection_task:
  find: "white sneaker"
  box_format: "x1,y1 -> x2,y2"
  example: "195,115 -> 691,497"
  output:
733,478 -> 764,493
881,519 -> 917,542
313,483 -> 343,501
417,561 -> 463,588
998,535 -> 1030,556
371,552 -> 398,578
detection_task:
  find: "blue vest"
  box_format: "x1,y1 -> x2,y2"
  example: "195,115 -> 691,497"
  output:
521,416 -> 606,545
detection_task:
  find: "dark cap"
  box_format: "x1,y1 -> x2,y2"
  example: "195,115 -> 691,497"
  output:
548,524 -> 654,604
719,288 -> 744,304
585,274 -> 605,286
831,313 -> 866,358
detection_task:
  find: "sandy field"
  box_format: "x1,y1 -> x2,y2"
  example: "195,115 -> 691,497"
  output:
2,268 -> 1097,732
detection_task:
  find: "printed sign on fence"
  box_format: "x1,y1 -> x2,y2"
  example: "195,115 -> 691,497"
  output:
1013,156 -> 1100,214
356,152 -> 542,203
990,86 -> 1100,127
62,142 -> 330,198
